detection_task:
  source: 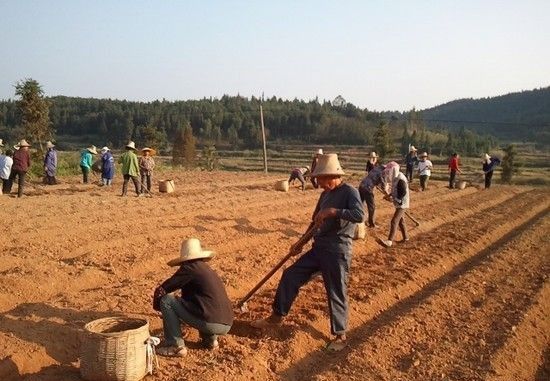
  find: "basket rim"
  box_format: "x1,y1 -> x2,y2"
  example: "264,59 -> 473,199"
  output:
84,316 -> 149,337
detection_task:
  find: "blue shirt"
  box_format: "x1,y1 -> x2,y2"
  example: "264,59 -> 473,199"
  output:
312,183 -> 364,253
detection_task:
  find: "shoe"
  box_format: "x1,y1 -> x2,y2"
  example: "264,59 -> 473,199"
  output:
398,238 -> 410,243
379,239 -> 393,248
326,337 -> 347,352
202,338 -> 219,350
251,314 -> 283,329
156,345 -> 187,357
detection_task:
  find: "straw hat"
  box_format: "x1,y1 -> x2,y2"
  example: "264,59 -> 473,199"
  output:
316,148 -> 323,155
305,165 -> 310,171
46,141 -> 55,149
369,152 -> 379,158
409,145 -> 417,152
310,154 -> 345,177
167,238 -> 215,266
419,151 -> 428,158
0,139 -> 3,147
17,139 -> 31,147
483,153 -> 491,161
87,145 -> 98,154
101,146 -> 110,152
126,141 -> 137,150
141,147 -> 152,152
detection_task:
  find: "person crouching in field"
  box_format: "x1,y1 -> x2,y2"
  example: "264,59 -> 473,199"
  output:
482,153 -> 501,189
251,154 -> 364,351
43,141 -> 57,185
80,145 -> 97,184
379,162 -> 409,248
100,147 -> 115,186
288,166 -> 310,191
0,149 -> 14,195
153,238 -> 234,357
119,141 -> 140,196
358,163 -> 385,228
139,147 -> 155,195
417,152 -> 433,191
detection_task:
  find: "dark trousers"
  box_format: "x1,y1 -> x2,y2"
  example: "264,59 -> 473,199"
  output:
122,174 -> 140,195
388,208 -> 408,241
1,178 -> 9,194
310,176 -> 318,189
449,170 -> 457,188
7,169 -> 26,197
81,166 -> 90,184
485,171 -> 493,189
140,173 -> 152,193
359,187 -> 376,227
289,172 -> 306,191
419,175 -> 429,191
405,164 -> 414,182
273,247 -> 351,335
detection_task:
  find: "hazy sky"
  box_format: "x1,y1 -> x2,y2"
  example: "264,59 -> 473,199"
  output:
1,0 -> 549,111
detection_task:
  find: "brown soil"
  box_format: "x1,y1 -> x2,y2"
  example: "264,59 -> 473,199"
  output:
0,171 -> 548,381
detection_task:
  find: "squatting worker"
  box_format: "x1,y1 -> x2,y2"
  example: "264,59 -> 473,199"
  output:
153,238 -> 234,357
251,153 -> 364,351
288,165 -> 310,191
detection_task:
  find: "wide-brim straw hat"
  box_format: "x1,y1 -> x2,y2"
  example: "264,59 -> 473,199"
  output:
87,146 -> 98,154
18,139 -> 31,147
369,152 -> 379,158
310,153 -> 346,178
46,141 -> 55,149
167,238 -> 215,266
141,147 -> 152,152
126,141 -> 137,150
410,145 -> 417,152
419,152 -> 428,158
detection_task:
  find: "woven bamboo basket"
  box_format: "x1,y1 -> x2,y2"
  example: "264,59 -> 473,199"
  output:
275,180 -> 289,192
456,180 -> 467,190
354,223 -> 366,240
80,317 -> 150,381
158,179 -> 175,193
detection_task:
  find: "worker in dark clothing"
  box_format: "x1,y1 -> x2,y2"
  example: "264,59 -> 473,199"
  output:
404,146 -> 418,182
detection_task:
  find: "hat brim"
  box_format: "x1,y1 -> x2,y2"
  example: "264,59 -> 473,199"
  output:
167,250 -> 215,266
310,170 -> 346,178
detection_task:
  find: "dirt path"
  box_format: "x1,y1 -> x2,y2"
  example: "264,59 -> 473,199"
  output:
0,172 -> 547,381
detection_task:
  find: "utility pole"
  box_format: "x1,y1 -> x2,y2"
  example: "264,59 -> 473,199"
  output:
260,93 -> 268,173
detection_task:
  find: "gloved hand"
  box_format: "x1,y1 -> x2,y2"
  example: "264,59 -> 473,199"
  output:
152,286 -> 166,311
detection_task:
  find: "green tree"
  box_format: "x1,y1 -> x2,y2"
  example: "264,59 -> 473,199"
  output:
400,123 -> 409,155
373,121 -> 393,160
201,145 -> 219,171
14,78 -> 53,151
501,144 -> 520,183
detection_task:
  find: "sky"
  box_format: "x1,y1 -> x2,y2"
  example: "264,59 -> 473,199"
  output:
1,0 -> 549,111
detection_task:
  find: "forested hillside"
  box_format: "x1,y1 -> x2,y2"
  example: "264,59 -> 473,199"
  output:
422,87 -> 550,143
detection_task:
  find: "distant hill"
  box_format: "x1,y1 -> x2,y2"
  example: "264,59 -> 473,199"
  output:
422,87 -> 550,143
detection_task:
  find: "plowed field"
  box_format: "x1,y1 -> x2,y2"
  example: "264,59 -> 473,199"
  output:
0,171 -> 548,381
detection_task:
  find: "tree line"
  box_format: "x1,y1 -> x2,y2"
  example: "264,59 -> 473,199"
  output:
0,79 -> 499,158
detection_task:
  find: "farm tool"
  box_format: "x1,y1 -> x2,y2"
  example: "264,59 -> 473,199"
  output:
376,187 -> 421,227
236,226 -> 316,313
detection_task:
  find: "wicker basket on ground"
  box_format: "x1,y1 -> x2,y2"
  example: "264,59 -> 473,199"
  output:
158,179 -> 175,193
80,316 -> 150,381
275,180 -> 289,192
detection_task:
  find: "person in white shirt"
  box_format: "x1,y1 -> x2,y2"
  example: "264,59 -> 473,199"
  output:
417,152 -> 433,191
0,149 -> 14,195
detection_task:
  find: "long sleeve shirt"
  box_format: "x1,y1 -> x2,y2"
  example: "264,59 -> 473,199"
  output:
119,151 -> 140,176
160,260 -> 234,325
12,149 -> 31,172
311,183 -> 364,253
